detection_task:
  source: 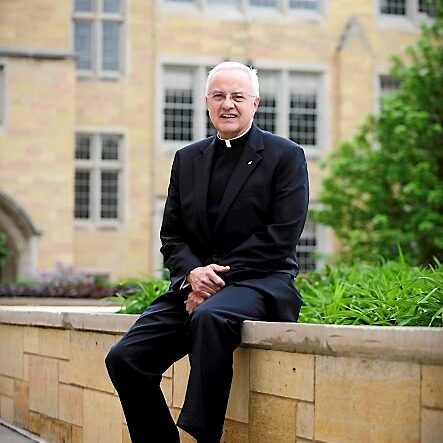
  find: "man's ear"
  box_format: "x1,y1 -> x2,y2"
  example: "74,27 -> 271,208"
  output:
254,97 -> 260,109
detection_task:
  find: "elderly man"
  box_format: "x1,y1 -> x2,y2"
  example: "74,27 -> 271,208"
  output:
106,61 -> 309,443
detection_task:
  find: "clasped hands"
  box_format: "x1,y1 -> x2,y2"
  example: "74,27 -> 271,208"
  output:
184,264 -> 230,314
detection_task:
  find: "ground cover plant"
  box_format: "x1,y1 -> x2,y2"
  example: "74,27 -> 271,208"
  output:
108,277 -> 170,314
109,256 -> 442,327
297,255 -> 442,327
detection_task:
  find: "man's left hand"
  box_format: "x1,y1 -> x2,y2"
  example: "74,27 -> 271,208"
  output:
184,291 -> 207,314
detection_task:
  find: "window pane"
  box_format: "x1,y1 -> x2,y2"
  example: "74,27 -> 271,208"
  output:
296,218 -> 317,273
103,0 -> 121,13
380,75 -> 401,96
102,21 -> 120,72
101,135 -> 120,160
255,95 -> 276,133
254,71 -> 278,133
380,0 -> 406,15
75,170 -> 91,219
75,134 -> 92,159
101,171 -> 119,219
163,67 -> 194,141
206,110 -> 217,138
289,0 -> 318,10
289,94 -> 317,146
289,73 -> 319,147
74,20 -> 93,70
249,0 -> 277,6
74,0 -> 94,12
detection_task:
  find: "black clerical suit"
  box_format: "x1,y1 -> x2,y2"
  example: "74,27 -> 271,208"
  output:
105,124 -> 309,443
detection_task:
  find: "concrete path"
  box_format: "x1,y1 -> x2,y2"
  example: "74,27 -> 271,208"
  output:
0,423 -> 42,443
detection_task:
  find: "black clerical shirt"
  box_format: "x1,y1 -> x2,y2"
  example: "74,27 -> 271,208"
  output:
207,128 -> 252,237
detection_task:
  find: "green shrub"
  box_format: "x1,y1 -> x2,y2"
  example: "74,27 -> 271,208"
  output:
297,255 -> 442,327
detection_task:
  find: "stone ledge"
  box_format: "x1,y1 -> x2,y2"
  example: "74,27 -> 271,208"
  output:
0,307 -> 442,364
0,306 -> 136,334
242,321 -> 443,365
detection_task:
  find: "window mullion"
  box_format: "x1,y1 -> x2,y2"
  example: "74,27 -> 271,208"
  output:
96,16 -> 101,75
92,135 -> 101,223
279,70 -> 289,137
195,66 -> 206,140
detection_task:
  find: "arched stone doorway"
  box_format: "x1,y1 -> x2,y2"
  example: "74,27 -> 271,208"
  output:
0,191 -> 42,282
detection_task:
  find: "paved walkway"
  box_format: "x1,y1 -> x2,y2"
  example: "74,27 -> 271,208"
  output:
0,423 -> 41,443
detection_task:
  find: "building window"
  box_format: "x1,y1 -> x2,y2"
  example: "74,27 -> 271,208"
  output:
296,217 -> 317,273
289,73 -> 320,148
379,0 -> 435,19
379,75 -> 401,96
289,0 -> 318,10
418,0 -> 435,16
0,65 -> 4,126
380,0 -> 406,15
378,74 -> 401,111
161,64 -> 324,154
73,0 -> 124,75
249,0 -> 278,6
254,71 -> 278,133
74,133 -> 124,224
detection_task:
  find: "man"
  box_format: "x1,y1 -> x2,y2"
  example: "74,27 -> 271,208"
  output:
106,61 -> 309,443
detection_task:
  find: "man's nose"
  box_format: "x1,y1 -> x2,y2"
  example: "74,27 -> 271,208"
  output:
222,96 -> 235,108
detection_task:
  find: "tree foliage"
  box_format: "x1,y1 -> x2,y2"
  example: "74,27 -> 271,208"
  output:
312,1 -> 443,265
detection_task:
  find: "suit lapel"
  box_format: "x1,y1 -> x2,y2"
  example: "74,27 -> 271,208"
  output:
215,125 -> 264,232
194,137 -> 216,240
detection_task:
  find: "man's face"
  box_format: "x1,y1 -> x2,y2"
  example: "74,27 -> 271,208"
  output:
206,69 -> 260,140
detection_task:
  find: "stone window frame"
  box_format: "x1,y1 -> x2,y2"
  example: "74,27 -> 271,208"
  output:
0,62 -> 6,131
158,58 -> 328,159
376,0 -> 434,29
159,0 -> 327,22
72,0 -> 126,78
74,130 -> 127,229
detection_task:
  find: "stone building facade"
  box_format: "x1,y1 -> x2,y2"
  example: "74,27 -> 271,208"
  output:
0,0 -> 430,281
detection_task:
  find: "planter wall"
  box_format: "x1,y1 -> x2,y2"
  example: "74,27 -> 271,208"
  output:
0,306 -> 442,443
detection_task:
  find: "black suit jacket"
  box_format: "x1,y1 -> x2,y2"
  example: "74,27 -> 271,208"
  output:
160,124 -> 309,322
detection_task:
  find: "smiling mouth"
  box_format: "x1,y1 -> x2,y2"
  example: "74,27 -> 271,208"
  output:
220,114 -> 237,118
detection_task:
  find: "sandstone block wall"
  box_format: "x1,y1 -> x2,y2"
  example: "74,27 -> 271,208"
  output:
0,307 -> 442,443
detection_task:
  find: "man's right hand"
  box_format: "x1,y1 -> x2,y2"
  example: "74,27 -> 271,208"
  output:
187,264 -> 230,299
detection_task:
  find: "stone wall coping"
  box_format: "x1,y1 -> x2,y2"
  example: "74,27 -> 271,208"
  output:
0,306 -> 442,364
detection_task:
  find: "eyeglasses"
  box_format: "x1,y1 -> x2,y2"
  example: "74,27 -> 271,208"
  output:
207,91 -> 256,103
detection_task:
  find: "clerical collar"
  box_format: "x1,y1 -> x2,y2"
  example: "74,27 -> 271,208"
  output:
216,123 -> 253,148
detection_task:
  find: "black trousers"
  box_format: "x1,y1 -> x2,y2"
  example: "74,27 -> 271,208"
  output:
105,284 -> 268,443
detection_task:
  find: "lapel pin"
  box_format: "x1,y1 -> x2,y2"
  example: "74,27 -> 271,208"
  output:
247,160 -> 253,165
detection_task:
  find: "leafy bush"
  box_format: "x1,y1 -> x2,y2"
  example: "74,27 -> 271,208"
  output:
0,262 -> 130,298
297,255 -> 442,327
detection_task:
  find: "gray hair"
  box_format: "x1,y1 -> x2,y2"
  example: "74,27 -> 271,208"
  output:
205,61 -> 260,97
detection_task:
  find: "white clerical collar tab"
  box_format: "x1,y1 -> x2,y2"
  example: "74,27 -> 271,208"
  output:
217,122 -> 253,147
